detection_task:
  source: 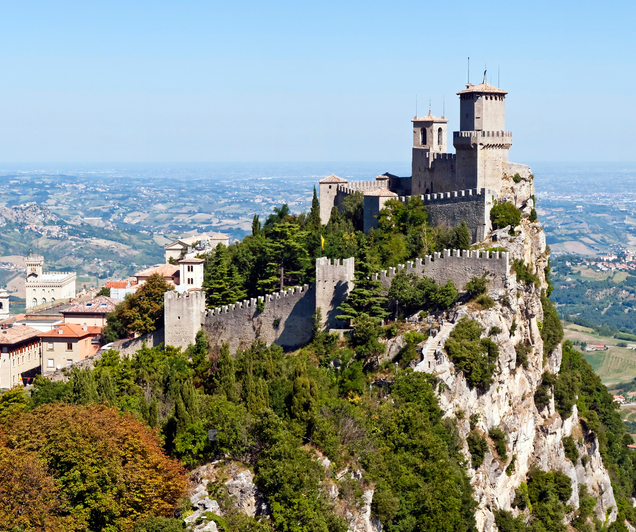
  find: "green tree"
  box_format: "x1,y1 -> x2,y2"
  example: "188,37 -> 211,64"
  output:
0,386 -> 29,419
290,363 -> 318,423
104,273 -> 173,338
490,201 -> 522,230
337,245 -> 388,322
203,244 -> 247,308
216,342 -> 238,402
307,186 -> 322,230
97,286 -> 111,297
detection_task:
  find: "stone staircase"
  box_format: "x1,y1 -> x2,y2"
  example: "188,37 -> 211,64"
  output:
415,321 -> 455,373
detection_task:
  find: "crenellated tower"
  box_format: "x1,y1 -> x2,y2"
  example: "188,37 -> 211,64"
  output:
453,77 -> 512,193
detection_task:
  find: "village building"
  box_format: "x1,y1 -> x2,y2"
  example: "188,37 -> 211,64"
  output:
0,325 -> 41,388
40,323 -> 101,376
134,263 -> 181,285
177,258 -> 205,292
61,295 -> 119,328
25,252 -> 76,309
105,279 -> 138,299
164,233 -> 229,263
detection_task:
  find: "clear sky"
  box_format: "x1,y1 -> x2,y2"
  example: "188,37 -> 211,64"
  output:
0,0 -> 633,163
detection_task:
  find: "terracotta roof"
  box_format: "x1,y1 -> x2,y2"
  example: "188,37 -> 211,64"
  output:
319,174 -> 348,184
411,110 -> 449,123
375,174 -> 390,180
0,325 -> 40,345
106,280 -> 136,289
39,323 -> 101,339
62,295 -> 118,314
364,189 -> 398,197
457,82 -> 508,95
135,264 -> 180,279
179,258 -> 205,264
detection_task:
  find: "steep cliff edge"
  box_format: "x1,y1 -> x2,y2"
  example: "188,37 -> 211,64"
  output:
423,169 -> 618,530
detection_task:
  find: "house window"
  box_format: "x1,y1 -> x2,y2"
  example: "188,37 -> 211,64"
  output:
32,298 -> 37,306
66,343 -> 72,351
67,359 -> 73,367
421,128 -> 427,145
41,298 -> 46,305
188,278 -> 194,285
187,265 -> 194,272
47,358 -> 54,368
47,342 -> 54,351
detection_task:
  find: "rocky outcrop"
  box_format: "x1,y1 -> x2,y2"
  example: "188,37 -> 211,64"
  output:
413,171 -> 618,530
0,203 -> 60,226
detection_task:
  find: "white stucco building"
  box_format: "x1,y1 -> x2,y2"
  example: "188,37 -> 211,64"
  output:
25,253 -> 76,309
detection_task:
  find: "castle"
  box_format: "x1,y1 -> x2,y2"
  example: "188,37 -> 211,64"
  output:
164,78 -> 527,352
319,77 -> 522,242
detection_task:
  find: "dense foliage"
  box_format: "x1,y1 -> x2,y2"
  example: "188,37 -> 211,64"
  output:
0,402 -> 186,531
444,317 -> 499,390
490,201 -> 521,230
104,273 -> 173,341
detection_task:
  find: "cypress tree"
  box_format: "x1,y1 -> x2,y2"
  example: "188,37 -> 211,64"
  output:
148,398 -> 158,428
307,186 -> 321,229
216,343 -> 237,402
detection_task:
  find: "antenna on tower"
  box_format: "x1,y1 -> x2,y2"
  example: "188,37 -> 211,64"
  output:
467,57 -> 470,84
484,64 -> 487,84
428,98 -> 431,114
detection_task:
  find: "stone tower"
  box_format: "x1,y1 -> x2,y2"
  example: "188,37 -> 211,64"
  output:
0,288 -> 9,319
318,174 -> 348,225
25,252 -> 44,281
453,77 -> 512,193
411,111 -> 452,195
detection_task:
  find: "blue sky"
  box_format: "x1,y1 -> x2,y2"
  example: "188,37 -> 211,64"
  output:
0,0 -> 633,163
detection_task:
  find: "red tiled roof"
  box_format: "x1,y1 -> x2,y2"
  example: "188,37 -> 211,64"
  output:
39,323 -> 101,339
62,295 -> 118,314
179,258 -> 205,264
0,325 -> 41,345
319,174 -> 348,184
135,264 -> 180,278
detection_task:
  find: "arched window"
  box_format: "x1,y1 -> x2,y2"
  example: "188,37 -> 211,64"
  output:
421,128 -> 427,145
437,127 -> 443,145
0,302 -> 4,309
32,298 -> 37,307
41,298 -> 46,305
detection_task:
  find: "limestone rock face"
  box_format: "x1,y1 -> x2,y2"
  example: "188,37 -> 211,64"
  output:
413,173 -> 618,531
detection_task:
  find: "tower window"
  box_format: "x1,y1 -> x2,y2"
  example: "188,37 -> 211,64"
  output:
437,128 -> 442,146
421,128 -> 427,145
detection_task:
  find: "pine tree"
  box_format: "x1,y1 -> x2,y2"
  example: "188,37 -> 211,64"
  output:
202,244 -> 246,308
337,245 -> 388,322
148,398 -> 159,428
71,368 -> 99,404
450,221 -> 471,250
290,362 -> 318,422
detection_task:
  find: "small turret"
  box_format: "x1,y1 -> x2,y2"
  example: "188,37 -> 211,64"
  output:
318,174 -> 348,225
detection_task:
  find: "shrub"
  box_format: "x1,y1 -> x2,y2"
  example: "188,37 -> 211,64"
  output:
494,510 -> 526,532
534,372 -> 556,410
488,427 -> 508,461
617,341 -> 628,348
512,173 -> 522,183
512,259 -> 540,286
476,295 -> 495,309
562,436 -> 579,463
433,280 -> 459,310
541,292 -> 563,356
445,317 -> 499,390
491,201 -> 521,230
469,413 -> 480,431
467,431 -> 488,468
529,208 -> 538,222
515,342 -> 531,369
505,455 -> 517,476
489,326 -> 502,336
464,276 -> 489,300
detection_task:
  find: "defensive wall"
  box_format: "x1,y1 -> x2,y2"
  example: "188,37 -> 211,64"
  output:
397,188 -> 495,243
164,258 -> 355,352
372,249 -> 510,292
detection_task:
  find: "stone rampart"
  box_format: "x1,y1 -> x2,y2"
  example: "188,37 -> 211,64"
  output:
338,180 -> 390,195
202,285 -> 315,353
164,291 -> 206,350
372,249 -> 510,292
315,257 -> 355,329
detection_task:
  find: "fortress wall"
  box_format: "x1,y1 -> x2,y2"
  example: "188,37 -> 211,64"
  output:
373,249 -> 510,293
165,290 -> 207,350
398,188 -> 495,243
202,285 -> 315,353
411,151 -> 459,195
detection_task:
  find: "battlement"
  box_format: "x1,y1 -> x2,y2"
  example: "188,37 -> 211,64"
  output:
421,152 -> 456,161
453,130 -> 512,139
205,284 -> 310,317
372,249 -> 510,292
165,290 -> 206,302
338,180 -> 390,194
397,187 -> 496,205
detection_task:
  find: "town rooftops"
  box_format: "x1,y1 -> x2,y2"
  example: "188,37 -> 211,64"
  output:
457,82 -> 508,95
105,280 -> 137,289
38,272 -> 75,281
179,258 -> 205,264
135,263 -> 180,279
411,110 -> 449,123
0,325 -> 40,345
39,323 -> 101,339
62,295 -> 118,315
164,233 -> 229,249
319,174 -> 349,184
364,189 -> 399,197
